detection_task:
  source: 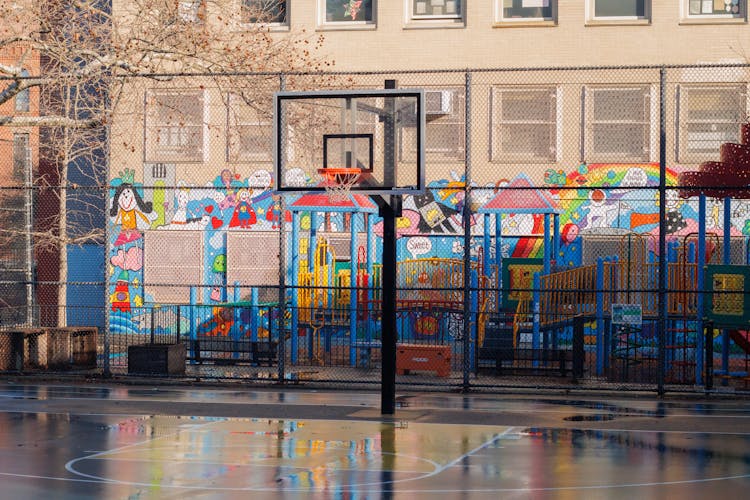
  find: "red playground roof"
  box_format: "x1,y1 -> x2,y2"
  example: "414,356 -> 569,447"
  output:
478,174 -> 560,214
288,193 -> 379,213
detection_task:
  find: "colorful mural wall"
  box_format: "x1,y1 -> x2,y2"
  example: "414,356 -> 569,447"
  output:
107,162 -> 750,323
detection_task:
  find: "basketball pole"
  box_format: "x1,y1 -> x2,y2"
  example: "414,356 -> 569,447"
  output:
377,79 -> 400,416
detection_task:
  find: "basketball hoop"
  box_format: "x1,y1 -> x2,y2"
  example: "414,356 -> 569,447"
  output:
317,167 -> 361,203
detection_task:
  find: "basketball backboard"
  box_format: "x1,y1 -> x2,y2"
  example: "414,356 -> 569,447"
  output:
274,89 -> 425,196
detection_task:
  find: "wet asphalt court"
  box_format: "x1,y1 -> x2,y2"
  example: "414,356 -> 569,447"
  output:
0,383 -> 748,499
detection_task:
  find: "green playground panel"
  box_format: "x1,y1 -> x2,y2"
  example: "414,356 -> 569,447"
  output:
501,258 -> 543,311
705,264 -> 750,327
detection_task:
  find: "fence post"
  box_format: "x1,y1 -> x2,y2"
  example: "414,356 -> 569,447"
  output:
189,286 -> 197,363
572,314 -> 585,382
596,258 -> 604,376
657,65 -> 667,396
277,188 -> 287,385
462,70 -> 472,392
695,194 -> 706,385
705,320 -> 714,391
532,272 -> 541,368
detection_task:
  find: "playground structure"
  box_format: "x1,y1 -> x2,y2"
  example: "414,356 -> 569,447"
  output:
133,185 -> 750,386
146,193 -> 750,385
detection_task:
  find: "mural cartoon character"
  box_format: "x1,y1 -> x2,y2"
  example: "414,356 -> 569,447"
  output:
663,190 -> 688,234
217,168 -> 238,210
412,190 -> 461,233
581,189 -> 618,229
171,185 -> 204,225
110,183 -> 156,246
229,189 -> 257,228
266,194 -> 292,229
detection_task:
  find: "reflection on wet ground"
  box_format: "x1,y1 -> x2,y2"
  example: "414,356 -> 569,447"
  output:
3,383 -> 749,415
0,383 -> 748,498
1,413 -> 749,498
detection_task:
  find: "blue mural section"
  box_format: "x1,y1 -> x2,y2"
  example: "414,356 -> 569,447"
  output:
67,245 -> 105,331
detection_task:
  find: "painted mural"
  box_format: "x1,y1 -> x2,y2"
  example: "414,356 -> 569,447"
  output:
107,162 -> 750,325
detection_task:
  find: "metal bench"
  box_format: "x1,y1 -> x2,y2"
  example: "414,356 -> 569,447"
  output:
192,337 -> 278,366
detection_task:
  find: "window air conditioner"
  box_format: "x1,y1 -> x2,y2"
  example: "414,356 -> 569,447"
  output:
425,90 -> 453,115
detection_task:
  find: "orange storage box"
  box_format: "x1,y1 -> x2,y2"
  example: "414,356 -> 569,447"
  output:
396,343 -> 451,377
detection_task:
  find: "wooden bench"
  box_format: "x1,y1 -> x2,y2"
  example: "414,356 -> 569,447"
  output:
192,337 -> 278,366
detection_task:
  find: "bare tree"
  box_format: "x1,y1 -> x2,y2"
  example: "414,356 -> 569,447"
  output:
0,0 -> 337,326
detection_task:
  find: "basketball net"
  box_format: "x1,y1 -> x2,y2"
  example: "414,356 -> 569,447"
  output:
318,167 -> 361,203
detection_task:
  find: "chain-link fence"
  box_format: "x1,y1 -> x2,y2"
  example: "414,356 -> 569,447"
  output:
2,64 -> 750,395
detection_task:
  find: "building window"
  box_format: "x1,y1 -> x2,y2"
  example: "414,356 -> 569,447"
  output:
584,86 -> 654,163
686,0 -> 743,17
12,133 -> 30,183
145,89 -> 206,163
410,0 -> 463,20
321,0 -> 374,24
587,0 -> 648,21
497,0 -> 554,22
678,85 -> 747,163
401,88 -> 465,163
491,87 -> 558,163
226,93 -> 273,163
241,0 -> 287,24
15,69 -> 29,113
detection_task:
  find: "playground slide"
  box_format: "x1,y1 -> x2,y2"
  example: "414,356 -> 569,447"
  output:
729,330 -> 750,354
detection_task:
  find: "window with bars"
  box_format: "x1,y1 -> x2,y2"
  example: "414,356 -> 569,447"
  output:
491,87 -> 558,163
145,89 -> 206,163
241,0 -> 287,24
15,69 -> 29,113
398,89 -> 464,163
226,93 -> 274,163
418,88 -> 465,162
12,133 -> 30,183
678,84 -> 747,163
584,86 -> 653,163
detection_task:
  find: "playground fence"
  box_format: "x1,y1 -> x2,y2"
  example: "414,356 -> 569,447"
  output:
2,63 -> 750,394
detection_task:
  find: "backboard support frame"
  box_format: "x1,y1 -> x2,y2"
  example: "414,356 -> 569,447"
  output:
274,88 -> 425,196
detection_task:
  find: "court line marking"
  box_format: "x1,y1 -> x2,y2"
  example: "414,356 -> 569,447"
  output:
3,469 -> 749,493
1,418 -> 747,493
63,418 -> 222,483
0,472 -> 117,485
66,451 -> 441,490
64,426 -> 516,491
